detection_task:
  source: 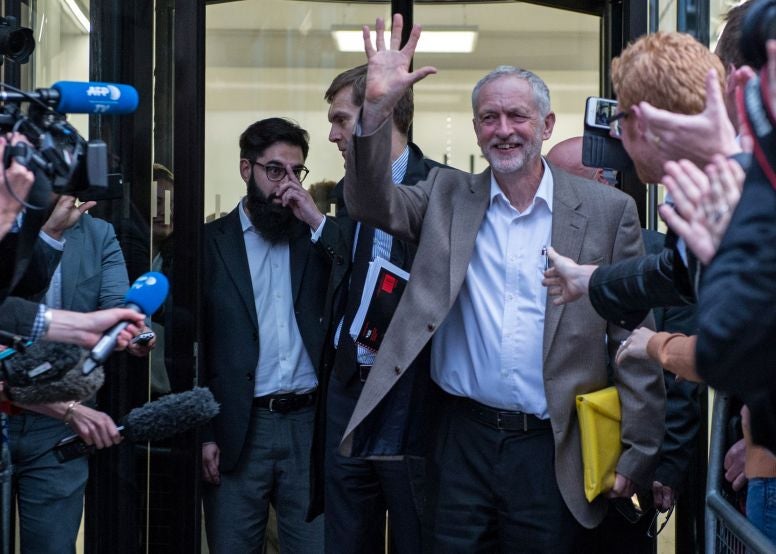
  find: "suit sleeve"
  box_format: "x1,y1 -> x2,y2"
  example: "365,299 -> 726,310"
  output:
10,236 -> 63,301
95,222 -> 130,309
0,297 -> 41,337
345,117 -> 430,244
606,197 -> 666,487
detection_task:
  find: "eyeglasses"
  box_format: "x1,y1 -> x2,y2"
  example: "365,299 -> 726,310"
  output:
250,161 -> 309,183
607,110 -> 630,139
613,495 -> 675,538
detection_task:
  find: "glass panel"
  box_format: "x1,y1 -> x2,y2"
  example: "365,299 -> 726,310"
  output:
30,0 -> 90,133
205,0 -> 392,219
412,2 -> 599,172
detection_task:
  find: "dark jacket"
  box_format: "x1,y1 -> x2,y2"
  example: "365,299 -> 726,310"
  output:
588,233 -> 695,330
201,206 -> 348,473
642,230 -> 701,492
696,161 -> 776,453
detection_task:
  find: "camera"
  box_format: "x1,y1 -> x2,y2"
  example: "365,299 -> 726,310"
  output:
0,16 -> 34,65
0,86 -> 108,208
582,97 -> 633,173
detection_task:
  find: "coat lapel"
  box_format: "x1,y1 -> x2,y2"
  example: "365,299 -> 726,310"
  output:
543,167 -> 587,362
213,208 -> 258,330
289,233 -> 308,305
60,220 -> 84,310
449,170 -> 491,305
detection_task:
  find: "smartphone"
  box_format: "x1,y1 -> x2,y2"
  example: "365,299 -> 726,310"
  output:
131,331 -> 156,345
585,97 -> 618,130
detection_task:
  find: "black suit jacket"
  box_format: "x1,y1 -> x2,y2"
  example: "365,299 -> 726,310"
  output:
697,161 -> 776,453
201,205 -> 348,473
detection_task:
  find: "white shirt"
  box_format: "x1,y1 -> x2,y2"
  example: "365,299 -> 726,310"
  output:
431,160 -> 554,417
238,200 -> 318,396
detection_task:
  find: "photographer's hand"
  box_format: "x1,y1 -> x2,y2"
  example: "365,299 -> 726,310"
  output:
0,133 -> 35,240
41,195 -> 96,240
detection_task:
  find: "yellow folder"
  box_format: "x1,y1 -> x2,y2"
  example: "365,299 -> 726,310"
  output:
576,386 -> 622,502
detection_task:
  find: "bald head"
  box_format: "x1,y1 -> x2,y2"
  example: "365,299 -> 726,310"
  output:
546,137 -> 603,182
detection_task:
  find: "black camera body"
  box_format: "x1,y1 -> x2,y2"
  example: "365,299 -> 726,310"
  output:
0,92 -> 107,207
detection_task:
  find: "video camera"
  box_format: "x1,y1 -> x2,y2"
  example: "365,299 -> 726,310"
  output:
0,81 -> 138,209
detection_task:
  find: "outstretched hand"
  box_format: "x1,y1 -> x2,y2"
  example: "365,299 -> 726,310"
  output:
542,247 -> 597,305
360,14 -> 437,134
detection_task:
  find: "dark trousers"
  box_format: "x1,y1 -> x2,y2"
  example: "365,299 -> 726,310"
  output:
324,371 -> 422,554
424,389 -> 582,553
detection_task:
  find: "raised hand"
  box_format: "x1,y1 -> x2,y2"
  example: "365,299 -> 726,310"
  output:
360,14 -> 437,134
658,155 -> 744,265
636,69 -> 740,168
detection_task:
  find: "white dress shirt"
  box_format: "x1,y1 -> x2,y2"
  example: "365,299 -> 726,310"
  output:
431,160 -> 554,417
238,200 -> 318,396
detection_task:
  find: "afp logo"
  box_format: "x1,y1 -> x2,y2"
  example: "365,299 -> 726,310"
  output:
86,85 -> 122,100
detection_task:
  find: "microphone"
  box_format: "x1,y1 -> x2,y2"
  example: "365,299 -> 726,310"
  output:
0,341 -> 104,404
81,272 -> 169,375
0,81 -> 139,114
53,387 -> 220,462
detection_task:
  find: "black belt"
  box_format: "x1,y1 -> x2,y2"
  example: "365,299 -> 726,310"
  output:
358,364 -> 372,383
458,396 -> 551,432
253,391 -> 316,413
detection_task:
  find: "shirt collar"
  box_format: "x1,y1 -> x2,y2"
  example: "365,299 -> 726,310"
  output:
489,157 -> 554,214
238,198 -> 253,233
392,145 -> 410,184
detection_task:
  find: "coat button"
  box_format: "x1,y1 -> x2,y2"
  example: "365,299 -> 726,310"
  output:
246,373 -> 253,381
427,323 -> 435,332
394,366 -> 401,375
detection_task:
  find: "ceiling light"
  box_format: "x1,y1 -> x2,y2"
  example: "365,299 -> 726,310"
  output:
332,27 -> 477,54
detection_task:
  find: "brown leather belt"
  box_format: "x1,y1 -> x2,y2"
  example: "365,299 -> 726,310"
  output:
253,391 -> 316,413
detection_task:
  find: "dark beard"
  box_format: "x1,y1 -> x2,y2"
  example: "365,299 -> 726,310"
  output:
245,176 -> 304,244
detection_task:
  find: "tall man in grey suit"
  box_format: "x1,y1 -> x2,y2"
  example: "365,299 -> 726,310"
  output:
201,118 -> 348,553
340,16 -> 665,552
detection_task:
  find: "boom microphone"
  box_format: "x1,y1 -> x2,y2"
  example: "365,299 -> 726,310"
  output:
53,387 -> 220,462
81,272 -> 169,375
0,81 -> 139,114
0,341 -> 104,404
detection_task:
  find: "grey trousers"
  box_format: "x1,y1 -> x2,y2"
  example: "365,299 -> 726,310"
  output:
203,405 -> 323,554
10,412 -> 89,554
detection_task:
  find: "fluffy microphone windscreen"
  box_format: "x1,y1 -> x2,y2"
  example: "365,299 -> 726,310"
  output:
2,341 -> 85,386
8,365 -> 104,404
122,387 -> 220,442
